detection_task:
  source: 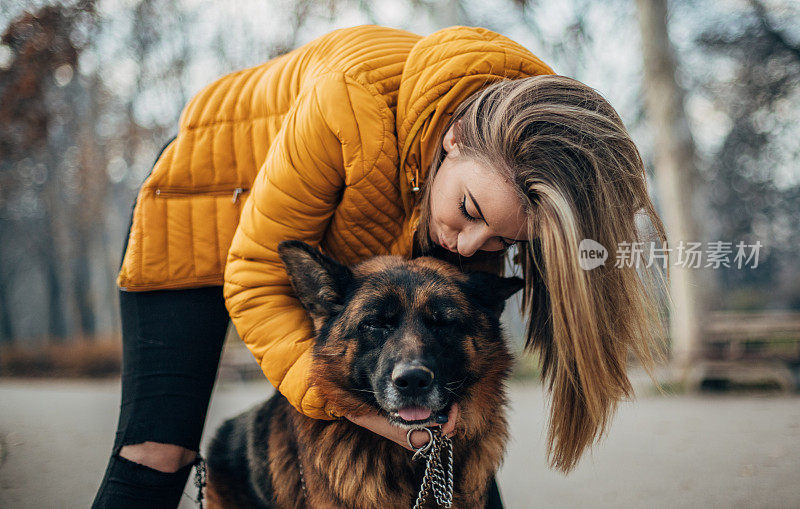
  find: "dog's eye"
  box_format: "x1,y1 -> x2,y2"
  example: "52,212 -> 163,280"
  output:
429,310 -> 453,328
360,320 -> 392,335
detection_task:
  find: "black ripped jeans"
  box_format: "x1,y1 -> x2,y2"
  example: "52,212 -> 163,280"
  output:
92,187 -> 231,507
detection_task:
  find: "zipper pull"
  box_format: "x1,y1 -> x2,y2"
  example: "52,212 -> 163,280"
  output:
232,187 -> 243,203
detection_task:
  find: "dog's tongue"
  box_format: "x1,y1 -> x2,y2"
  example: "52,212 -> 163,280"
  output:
398,406 -> 431,421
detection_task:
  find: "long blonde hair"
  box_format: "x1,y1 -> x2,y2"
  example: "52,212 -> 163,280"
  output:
417,74 -> 670,473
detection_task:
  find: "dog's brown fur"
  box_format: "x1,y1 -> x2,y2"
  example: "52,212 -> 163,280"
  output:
205,241 -> 523,508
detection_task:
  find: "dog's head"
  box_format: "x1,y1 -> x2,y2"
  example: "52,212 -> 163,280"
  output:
277,240 -> 523,430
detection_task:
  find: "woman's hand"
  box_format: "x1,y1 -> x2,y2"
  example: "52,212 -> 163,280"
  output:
344,403 -> 460,451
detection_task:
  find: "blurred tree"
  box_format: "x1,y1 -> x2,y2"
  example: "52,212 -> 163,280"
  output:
635,0 -> 706,373
0,2 -> 97,341
695,0 -> 800,309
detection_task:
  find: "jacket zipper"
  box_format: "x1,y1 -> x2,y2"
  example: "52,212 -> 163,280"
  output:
153,187 -> 248,203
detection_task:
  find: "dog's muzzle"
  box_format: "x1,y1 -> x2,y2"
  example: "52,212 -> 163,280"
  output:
392,363 -> 434,397
378,361 -> 450,426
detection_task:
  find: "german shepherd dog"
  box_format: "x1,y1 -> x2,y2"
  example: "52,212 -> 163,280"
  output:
205,240 -> 523,508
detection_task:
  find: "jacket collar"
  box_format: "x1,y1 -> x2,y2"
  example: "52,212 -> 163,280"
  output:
395,25 -> 554,218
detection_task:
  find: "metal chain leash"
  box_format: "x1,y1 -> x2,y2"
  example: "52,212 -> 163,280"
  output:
407,427 -> 454,509
194,429 -> 452,509
298,457 -> 309,501
193,455 -> 208,509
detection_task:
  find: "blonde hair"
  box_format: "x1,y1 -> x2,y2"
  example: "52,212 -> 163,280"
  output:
417,75 -> 670,473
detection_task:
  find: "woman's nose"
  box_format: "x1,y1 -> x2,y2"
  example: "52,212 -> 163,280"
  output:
457,228 -> 489,257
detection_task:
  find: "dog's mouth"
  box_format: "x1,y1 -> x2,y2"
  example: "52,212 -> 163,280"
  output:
386,402 -> 452,426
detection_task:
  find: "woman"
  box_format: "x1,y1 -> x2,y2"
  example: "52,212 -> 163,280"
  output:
93,24 -> 668,508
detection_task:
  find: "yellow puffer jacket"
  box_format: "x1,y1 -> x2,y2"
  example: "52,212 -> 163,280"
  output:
117,24 -> 553,419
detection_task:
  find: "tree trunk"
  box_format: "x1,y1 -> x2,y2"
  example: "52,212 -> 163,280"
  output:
40,214 -> 69,341
0,219 -> 16,343
72,233 -> 96,337
635,0 -> 707,377
40,155 -> 70,342
0,272 -> 14,344
72,74 -> 107,339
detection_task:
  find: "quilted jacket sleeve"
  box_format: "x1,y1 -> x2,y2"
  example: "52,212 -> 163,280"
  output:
223,72 -> 361,420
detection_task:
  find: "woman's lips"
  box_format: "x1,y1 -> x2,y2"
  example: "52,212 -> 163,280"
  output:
439,234 -> 457,253
433,226 -> 457,253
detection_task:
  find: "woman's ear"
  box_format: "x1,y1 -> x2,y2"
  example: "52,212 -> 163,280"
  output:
443,119 -> 461,155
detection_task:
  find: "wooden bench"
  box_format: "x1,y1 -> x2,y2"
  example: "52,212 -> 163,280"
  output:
692,311 -> 800,391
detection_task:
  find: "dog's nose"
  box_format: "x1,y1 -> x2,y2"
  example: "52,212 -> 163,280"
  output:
391,364 -> 434,396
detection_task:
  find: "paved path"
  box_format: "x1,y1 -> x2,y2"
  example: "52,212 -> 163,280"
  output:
0,377 -> 798,508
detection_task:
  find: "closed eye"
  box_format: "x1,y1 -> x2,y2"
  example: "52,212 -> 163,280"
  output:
461,196 -> 516,249
360,319 -> 393,335
459,196 -> 479,222
427,308 -> 461,329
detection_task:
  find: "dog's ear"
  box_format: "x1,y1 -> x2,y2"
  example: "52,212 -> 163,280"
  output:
463,272 -> 525,317
277,240 -> 352,321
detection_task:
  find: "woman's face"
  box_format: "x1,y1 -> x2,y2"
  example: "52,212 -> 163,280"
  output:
427,124 -> 530,257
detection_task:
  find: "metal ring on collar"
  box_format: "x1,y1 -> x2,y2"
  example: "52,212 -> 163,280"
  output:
407,427 -> 434,459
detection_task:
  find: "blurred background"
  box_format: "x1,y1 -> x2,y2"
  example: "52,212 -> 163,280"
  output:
0,0 -> 798,508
